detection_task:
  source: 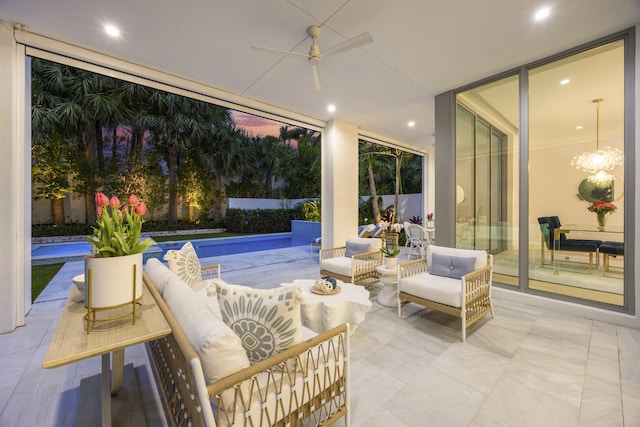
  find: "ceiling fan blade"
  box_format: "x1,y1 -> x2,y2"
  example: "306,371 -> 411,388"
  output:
252,45 -> 310,59
312,64 -> 322,92
323,32 -> 373,57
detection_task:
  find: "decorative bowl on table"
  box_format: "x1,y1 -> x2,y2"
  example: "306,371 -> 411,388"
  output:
311,277 -> 341,295
72,274 -> 85,298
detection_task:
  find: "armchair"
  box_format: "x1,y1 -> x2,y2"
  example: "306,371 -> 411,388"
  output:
537,216 -> 601,273
398,245 -> 493,342
320,237 -> 383,287
405,223 -> 429,259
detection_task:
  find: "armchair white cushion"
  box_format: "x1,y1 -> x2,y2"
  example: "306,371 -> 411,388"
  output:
320,237 -> 383,286
398,245 -> 494,341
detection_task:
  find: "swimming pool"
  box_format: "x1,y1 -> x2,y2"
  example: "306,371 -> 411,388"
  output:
31,233 -> 307,264
158,234 -> 306,258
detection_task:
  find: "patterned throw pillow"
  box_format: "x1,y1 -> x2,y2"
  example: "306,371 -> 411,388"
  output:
216,282 -> 304,364
163,242 -> 201,287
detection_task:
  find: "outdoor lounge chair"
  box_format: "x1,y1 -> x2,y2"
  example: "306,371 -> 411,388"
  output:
320,237 -> 383,287
398,245 -> 494,342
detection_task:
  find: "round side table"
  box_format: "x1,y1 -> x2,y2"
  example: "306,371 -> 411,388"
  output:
376,266 -> 399,307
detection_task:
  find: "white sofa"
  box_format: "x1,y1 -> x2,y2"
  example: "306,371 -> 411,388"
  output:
398,245 -> 494,342
143,258 -> 350,427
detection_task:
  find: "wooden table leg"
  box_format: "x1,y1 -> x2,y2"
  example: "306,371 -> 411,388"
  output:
111,349 -> 125,395
101,353 -> 112,427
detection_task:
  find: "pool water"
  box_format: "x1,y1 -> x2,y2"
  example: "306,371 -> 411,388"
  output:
158,234 -> 306,258
31,233 -> 307,264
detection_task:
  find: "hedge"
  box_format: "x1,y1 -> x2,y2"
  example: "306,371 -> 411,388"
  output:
225,208 -> 295,234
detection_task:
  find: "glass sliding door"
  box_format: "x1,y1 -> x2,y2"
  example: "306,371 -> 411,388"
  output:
444,29 -> 633,311
455,74 -> 520,285
527,40 -> 625,305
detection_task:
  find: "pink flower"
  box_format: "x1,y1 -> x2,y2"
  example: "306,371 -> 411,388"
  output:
109,196 -> 120,209
121,205 -> 129,213
95,192 -> 109,207
134,202 -> 147,216
128,194 -> 139,207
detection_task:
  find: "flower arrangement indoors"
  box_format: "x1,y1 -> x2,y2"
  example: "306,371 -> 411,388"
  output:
587,199 -> 617,229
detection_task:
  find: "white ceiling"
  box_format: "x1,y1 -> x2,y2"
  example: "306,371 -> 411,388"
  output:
1,0 -> 639,151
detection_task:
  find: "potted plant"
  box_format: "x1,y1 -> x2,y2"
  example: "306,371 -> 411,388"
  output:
380,244 -> 401,269
85,193 -> 154,309
587,200 -> 617,230
426,212 -> 434,228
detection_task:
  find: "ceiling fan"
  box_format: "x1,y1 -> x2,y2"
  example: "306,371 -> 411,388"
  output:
252,25 -> 373,91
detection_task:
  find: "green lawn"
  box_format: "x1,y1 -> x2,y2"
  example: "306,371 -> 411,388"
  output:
31,263 -> 64,303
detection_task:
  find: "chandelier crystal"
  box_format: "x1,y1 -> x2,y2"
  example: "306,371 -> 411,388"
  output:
571,98 -> 623,174
587,170 -> 615,185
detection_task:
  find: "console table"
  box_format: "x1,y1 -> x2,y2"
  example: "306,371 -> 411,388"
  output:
43,282 -> 170,426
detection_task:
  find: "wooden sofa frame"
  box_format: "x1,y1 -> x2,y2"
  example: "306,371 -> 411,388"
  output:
143,271 -> 351,427
398,255 -> 493,342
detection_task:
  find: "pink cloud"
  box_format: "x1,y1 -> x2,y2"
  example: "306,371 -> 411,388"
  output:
232,110 -> 283,138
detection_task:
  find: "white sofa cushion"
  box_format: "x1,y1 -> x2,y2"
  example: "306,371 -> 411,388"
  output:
144,257 -> 178,295
400,272 -> 462,308
162,276 -> 251,391
216,282 -> 305,364
426,245 -> 487,270
163,241 -> 202,288
320,256 -> 353,277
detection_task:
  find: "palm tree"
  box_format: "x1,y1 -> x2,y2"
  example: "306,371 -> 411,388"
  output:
359,142 -> 389,222
31,59 -> 129,224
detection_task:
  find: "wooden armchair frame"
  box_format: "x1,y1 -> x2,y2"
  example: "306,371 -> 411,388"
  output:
398,254 -> 493,342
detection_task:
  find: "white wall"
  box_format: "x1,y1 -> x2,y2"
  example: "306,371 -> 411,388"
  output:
0,23 -> 29,333
321,120 -> 359,248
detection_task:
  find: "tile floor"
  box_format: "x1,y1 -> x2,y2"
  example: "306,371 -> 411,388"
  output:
2,245 -> 640,426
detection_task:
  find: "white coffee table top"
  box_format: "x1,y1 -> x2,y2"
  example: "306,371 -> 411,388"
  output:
281,279 -> 372,334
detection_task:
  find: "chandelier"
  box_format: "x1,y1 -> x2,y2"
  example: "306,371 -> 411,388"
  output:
570,98 -> 623,184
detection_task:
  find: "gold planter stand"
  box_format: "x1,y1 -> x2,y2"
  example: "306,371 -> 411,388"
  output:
85,265 -> 141,334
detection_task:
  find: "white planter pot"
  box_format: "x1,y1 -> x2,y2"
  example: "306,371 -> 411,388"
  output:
384,256 -> 398,270
84,253 -> 143,308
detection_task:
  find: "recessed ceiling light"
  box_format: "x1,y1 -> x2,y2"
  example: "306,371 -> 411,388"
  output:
327,104 -> 336,113
104,24 -> 121,38
576,125 -> 583,130
408,121 -> 415,128
560,79 -> 570,85
534,7 -> 551,21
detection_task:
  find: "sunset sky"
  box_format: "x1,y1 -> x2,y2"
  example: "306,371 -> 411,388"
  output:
231,111 -> 284,138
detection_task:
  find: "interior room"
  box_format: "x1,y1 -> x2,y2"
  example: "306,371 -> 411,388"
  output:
0,1 -> 639,426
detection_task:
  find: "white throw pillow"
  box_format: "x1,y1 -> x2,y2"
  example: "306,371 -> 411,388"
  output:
216,282 -> 305,364
163,242 -> 201,288
162,277 -> 251,390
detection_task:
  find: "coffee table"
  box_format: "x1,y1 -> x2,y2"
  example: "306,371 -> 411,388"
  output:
281,279 -> 372,334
